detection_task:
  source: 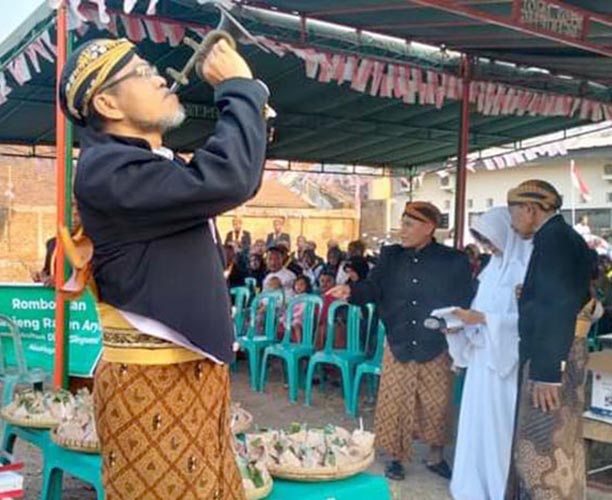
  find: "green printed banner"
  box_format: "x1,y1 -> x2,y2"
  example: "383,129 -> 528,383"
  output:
0,284 -> 101,377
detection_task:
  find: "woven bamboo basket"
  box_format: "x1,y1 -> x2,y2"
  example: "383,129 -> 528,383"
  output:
1,405 -> 59,429
245,477 -> 273,500
267,451 -> 374,482
231,407 -> 254,435
51,429 -> 100,454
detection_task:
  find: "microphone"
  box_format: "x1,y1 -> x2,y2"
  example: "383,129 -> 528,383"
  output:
424,317 -> 446,330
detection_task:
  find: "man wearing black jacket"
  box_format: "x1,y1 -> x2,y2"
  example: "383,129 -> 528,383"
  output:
329,202 -> 473,481
505,180 -> 592,500
60,37 -> 267,499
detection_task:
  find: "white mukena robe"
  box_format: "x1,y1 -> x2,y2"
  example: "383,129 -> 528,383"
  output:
448,207 -> 532,500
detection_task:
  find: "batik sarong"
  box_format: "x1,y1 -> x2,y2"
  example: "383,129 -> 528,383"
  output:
94,303 -> 245,500
505,337 -> 588,500
374,347 -> 453,461
94,358 -> 244,500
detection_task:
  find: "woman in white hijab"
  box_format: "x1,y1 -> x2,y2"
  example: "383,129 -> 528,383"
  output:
447,207 -> 532,500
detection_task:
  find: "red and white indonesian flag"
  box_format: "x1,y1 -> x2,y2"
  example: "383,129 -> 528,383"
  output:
571,160 -> 591,202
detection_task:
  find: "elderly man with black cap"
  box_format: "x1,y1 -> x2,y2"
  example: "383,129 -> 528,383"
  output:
329,201 -> 473,481
59,36 -> 269,499
505,180 -> 593,500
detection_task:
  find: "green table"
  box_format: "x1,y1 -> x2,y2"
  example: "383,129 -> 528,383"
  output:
268,473 -> 391,499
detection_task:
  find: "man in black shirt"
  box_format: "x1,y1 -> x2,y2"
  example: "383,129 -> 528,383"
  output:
329,202 -> 473,481
505,180 -> 592,499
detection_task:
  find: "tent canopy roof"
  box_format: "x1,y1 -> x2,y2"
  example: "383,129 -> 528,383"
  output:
0,0 -> 609,169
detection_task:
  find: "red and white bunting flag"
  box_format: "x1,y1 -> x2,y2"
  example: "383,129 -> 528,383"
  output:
476,83 -> 488,113
379,64 -> 394,98
338,55 -> 357,84
161,22 -> 185,46
491,85 -> 506,115
147,0 -> 160,15
525,148 -> 538,161
40,30 -> 57,56
411,67 -> 423,91
121,14 -> 146,42
504,153 -> 517,167
7,54 -> 32,85
369,61 -> 385,96
296,48 -> 318,79
579,99 -> 591,120
514,151 -> 526,165
445,75 -> 458,100
76,23 -> 90,37
562,96 -> 573,116
466,161 -> 476,173
380,69 -> 393,98
542,94 -> 555,116
552,95 -> 564,116
123,0 -> 138,14
144,19 -> 166,44
0,72 -> 12,105
592,102 -> 603,122
517,91 -> 532,116
318,54 -> 333,83
571,161 -> 591,202
556,142 -> 568,155
425,71 -> 437,105
501,87 -> 515,114
493,156 -> 506,169
570,97 -> 582,116
469,81 -> 478,104
403,79 -> 417,104
456,78 -> 463,99
25,38 -> 54,73
483,158 -> 496,171
426,71 -> 438,106
331,54 -> 346,83
604,105 -> 612,121
526,93 -> 540,115
351,59 -> 374,93
393,65 -> 409,98
91,0 -> 111,24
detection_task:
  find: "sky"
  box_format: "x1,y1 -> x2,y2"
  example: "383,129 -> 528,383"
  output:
0,0 -> 43,45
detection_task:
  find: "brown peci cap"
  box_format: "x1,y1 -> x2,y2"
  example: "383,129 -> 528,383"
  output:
403,201 -> 442,227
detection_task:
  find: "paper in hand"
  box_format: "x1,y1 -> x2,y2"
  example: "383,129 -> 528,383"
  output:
427,307 -> 464,330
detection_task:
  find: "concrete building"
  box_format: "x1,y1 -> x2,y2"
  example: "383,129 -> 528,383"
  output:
389,144 -> 612,240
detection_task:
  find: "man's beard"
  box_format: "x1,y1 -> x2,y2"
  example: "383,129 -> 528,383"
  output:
134,104 -> 186,134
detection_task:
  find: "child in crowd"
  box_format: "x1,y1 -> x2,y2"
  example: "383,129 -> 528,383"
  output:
255,277 -> 285,334
280,275 -> 313,342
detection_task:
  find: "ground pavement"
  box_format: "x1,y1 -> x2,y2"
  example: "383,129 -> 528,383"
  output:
10,361 -> 612,499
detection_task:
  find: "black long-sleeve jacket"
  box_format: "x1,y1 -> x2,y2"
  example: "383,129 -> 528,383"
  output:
349,242 -> 474,363
74,78 -> 268,363
518,214 -> 591,382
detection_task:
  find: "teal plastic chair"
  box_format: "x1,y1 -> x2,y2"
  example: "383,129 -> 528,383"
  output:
0,315 -> 50,448
0,426 -> 104,499
230,286 -> 251,338
305,301 -> 368,415
259,294 -> 324,403
41,439 -> 104,500
0,314 -> 49,407
239,290 -> 284,391
244,277 -> 258,298
351,320 -> 386,417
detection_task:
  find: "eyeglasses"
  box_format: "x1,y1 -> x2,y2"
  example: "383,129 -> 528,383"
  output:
98,64 -> 160,93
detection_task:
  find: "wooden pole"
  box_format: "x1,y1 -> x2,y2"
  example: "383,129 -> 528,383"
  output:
453,56 -> 471,250
53,3 -> 69,388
